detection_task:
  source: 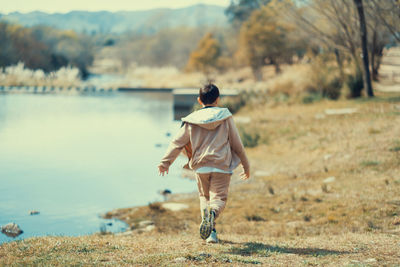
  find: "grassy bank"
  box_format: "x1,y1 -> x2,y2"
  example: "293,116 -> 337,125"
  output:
1,92 -> 400,266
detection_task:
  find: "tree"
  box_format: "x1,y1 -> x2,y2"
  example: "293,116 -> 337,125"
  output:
369,0 -> 400,42
111,27 -> 210,70
225,0 -> 271,27
186,33 -> 221,74
0,22 -> 94,78
237,1 -> 296,79
353,0 -> 373,97
285,0 -> 395,96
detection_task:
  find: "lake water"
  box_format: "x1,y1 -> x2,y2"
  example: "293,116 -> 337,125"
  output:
0,91 -> 194,244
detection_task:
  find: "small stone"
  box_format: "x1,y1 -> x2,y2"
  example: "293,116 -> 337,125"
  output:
234,116 -> 251,124
286,221 -> 303,227
174,257 -> 186,262
323,176 -> 336,183
161,203 -> 189,211
198,253 -> 211,258
1,223 -> 23,238
138,220 -> 154,228
254,170 -> 272,177
29,210 -> 40,215
325,108 -> 358,115
321,184 -> 331,193
144,225 -> 155,232
116,230 -> 134,236
323,154 -> 332,161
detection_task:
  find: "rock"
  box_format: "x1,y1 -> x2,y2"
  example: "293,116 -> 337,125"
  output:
325,108 -> 358,115
159,189 -> 172,201
1,223 -> 23,238
323,176 -> 336,183
286,221 -> 303,228
138,220 -> 154,228
106,222 -> 113,226
159,189 -> 172,195
323,154 -> 332,161
174,257 -> 186,263
29,210 -> 40,215
364,258 -> 377,263
155,143 -> 162,148
116,230 -> 134,236
234,116 -> 251,124
254,170 -> 272,177
392,217 -> 400,225
161,202 -> 189,211
321,184 -> 331,193
144,225 -> 155,232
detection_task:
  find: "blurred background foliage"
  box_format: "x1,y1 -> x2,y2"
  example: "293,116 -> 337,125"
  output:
0,0 -> 398,96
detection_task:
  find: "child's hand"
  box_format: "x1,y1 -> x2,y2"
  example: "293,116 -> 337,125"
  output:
158,165 -> 169,176
240,169 -> 250,180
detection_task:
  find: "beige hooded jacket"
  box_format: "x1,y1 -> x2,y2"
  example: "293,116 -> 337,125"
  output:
158,107 -> 250,174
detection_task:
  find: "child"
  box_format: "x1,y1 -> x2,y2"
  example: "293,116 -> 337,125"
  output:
158,84 -> 250,243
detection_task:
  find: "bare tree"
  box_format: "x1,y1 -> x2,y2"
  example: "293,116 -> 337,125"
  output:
369,0 -> 400,42
284,0 -> 399,96
353,0 -> 373,97
286,0 -> 362,72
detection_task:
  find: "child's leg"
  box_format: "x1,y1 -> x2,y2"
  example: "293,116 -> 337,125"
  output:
195,172 -> 211,218
209,172 -> 232,223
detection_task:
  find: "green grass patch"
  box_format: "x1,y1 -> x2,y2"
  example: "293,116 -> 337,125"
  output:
238,127 -> 267,148
302,92 -> 323,104
360,161 -> 380,167
389,146 -> 400,152
245,214 -> 266,222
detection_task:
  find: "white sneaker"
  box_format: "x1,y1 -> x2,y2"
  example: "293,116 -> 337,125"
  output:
206,230 -> 218,243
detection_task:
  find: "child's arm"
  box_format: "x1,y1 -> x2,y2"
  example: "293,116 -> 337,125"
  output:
158,123 -> 190,176
227,117 -> 250,180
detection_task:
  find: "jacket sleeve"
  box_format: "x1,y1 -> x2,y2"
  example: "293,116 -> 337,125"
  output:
158,123 -> 190,169
227,117 -> 250,174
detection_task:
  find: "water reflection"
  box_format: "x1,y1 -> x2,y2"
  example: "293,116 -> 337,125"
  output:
0,92 -> 194,243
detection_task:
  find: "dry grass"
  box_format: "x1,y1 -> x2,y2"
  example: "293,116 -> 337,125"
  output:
1,92 -> 400,266
110,64 -> 313,92
0,62 -> 81,87
0,231 -> 398,266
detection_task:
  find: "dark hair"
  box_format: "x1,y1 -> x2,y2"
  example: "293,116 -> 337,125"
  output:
199,84 -> 220,105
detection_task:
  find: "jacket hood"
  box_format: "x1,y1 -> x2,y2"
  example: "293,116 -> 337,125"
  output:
182,107 -> 232,130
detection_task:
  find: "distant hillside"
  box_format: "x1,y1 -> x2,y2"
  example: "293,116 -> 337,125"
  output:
0,4 -> 228,34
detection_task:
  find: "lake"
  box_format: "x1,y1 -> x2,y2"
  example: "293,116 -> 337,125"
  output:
0,91 -> 195,244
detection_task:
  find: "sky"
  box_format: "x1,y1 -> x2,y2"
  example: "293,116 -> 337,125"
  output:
0,0 -> 231,14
